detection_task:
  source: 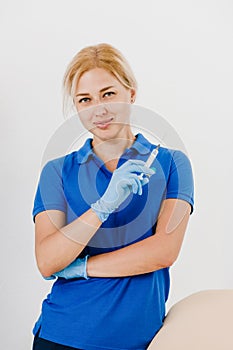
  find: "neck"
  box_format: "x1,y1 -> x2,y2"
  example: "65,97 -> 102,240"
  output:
92,133 -> 136,163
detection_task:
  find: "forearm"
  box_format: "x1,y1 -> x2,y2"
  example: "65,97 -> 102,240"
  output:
87,200 -> 190,278
36,209 -> 101,277
87,234 -> 170,278
36,159 -> 155,279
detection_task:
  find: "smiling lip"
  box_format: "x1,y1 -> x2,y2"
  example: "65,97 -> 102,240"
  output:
93,117 -> 113,128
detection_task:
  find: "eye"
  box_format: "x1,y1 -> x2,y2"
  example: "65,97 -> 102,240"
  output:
78,97 -> 91,104
103,91 -> 116,98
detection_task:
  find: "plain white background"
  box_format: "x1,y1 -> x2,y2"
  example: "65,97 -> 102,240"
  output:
1,0 -> 233,348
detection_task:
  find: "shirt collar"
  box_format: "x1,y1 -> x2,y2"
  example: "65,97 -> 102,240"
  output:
76,138 -> 94,164
130,133 -> 152,155
76,133 -> 152,164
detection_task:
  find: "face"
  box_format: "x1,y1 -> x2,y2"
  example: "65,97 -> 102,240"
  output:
74,67 -> 135,143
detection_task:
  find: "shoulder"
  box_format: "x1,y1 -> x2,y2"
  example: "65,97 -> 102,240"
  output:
136,133 -> 192,171
158,147 -> 192,170
40,138 -> 93,179
137,133 -> 190,161
42,151 -> 79,172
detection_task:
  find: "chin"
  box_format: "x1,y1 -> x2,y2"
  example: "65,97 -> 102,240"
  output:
91,130 -> 120,143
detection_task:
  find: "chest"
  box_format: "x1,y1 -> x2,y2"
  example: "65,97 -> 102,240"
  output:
103,159 -> 118,172
63,161 -> 167,224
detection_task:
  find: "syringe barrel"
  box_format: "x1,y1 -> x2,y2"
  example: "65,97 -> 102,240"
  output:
145,146 -> 160,167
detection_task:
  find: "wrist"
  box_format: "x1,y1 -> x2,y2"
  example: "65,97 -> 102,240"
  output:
86,256 -> 93,277
83,255 -> 90,279
91,200 -> 111,223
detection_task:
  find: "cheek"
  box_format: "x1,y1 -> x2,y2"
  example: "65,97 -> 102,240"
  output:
112,102 -> 131,120
78,110 -> 93,129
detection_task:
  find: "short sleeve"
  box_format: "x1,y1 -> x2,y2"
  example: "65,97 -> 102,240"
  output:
166,150 -> 194,214
32,159 -> 67,222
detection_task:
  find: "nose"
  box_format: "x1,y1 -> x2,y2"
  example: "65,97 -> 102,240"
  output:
93,101 -> 108,117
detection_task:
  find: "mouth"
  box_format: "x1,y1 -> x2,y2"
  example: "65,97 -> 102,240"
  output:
93,117 -> 114,129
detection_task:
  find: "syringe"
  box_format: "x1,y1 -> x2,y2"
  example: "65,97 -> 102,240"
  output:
138,144 -> 160,179
145,144 -> 160,167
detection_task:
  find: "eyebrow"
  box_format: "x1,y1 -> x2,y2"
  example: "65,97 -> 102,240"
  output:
75,85 -> 115,97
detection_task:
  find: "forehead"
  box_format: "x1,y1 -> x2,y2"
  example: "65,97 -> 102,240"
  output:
76,68 -> 121,92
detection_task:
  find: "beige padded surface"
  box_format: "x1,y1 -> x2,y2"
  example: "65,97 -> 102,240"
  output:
148,290 -> 233,349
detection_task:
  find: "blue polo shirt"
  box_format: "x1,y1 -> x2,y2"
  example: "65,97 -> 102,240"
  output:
32,133 -> 194,349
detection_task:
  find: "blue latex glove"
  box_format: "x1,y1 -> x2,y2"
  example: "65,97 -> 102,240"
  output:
91,159 -> 155,222
44,255 -> 89,280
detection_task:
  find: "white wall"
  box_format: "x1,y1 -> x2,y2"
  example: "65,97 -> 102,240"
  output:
1,0 -> 232,348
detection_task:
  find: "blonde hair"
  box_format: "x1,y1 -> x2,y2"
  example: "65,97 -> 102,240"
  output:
63,43 -> 137,116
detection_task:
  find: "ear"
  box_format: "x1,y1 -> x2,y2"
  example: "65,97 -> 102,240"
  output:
130,89 -> 136,103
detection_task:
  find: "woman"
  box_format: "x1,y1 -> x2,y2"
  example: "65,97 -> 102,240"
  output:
32,43 -> 194,350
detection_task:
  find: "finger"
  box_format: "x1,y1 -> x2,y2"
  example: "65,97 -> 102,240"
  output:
126,159 -> 156,174
137,167 -> 156,182
128,160 -> 156,175
121,163 -> 155,176
124,159 -> 146,166
128,174 -> 143,195
137,165 -> 156,176
119,159 -> 147,171
141,177 -> 149,186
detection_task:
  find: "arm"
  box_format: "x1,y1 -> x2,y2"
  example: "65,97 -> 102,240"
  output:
34,159 -> 154,279
35,208 -> 102,278
86,198 -> 191,277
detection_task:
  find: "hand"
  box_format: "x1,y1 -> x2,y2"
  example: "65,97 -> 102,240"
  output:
91,159 -> 155,222
44,256 -> 89,280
